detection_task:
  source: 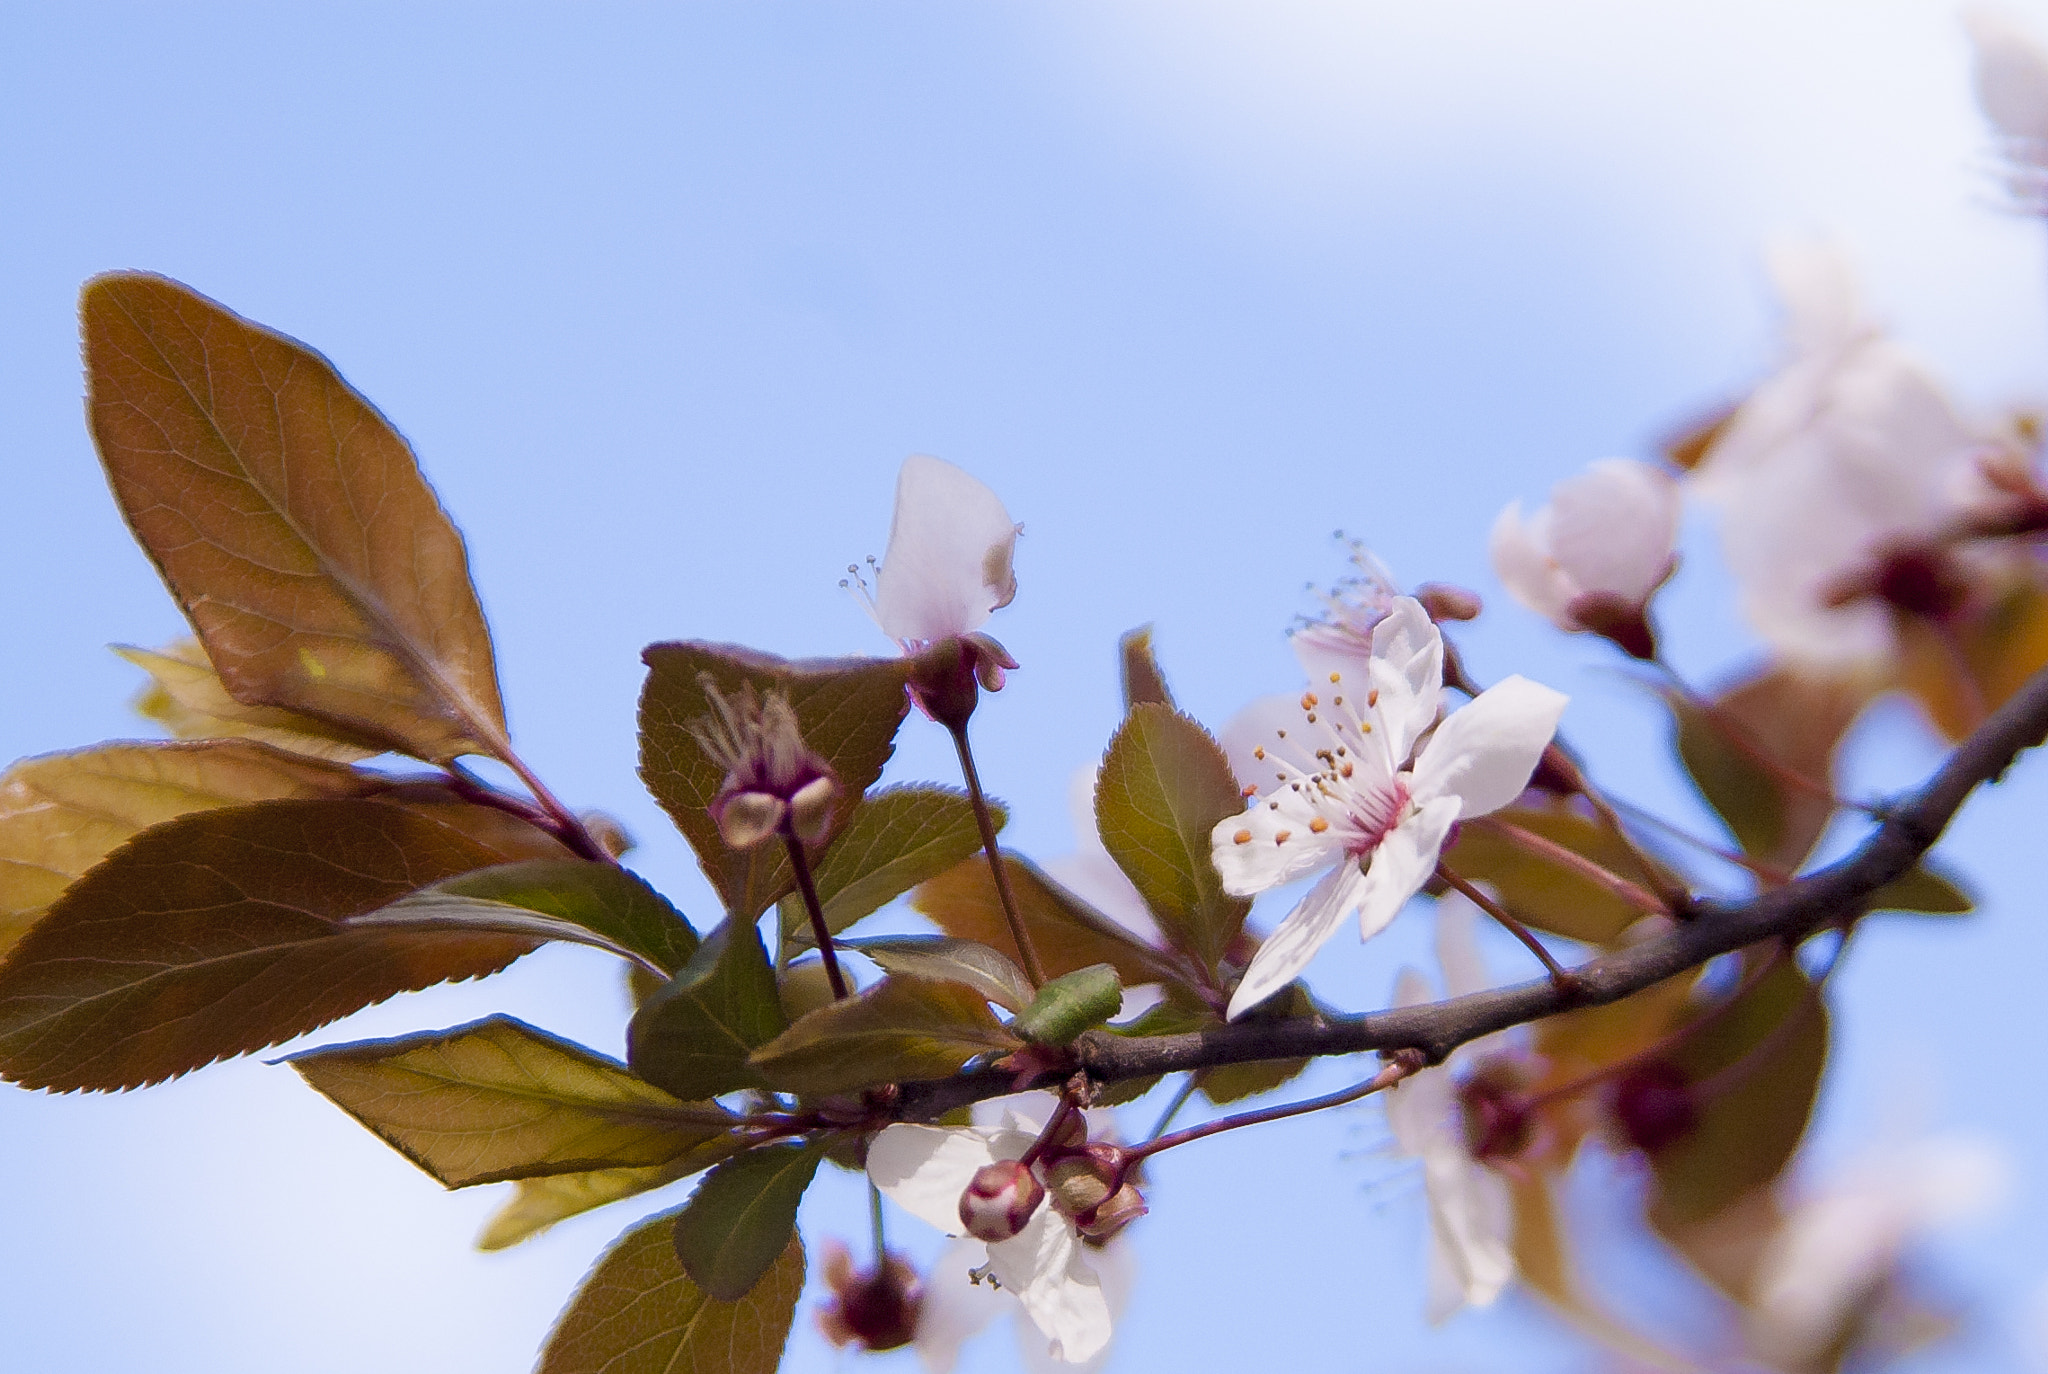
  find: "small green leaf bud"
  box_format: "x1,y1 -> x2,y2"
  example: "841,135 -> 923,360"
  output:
959,1159 -> 1044,1242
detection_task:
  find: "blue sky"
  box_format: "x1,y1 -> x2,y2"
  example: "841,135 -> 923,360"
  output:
5,3 -> 2048,1371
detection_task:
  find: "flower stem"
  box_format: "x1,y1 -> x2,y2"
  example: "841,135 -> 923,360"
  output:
1471,815 -> 1673,918
868,1178 -> 887,1261
1017,1093 -> 1077,1169
782,828 -> 850,999
499,748 -> 613,863
1123,1055 -> 1418,1169
947,722 -> 1048,986
1145,1073 -> 1204,1144
1435,863 -> 1579,992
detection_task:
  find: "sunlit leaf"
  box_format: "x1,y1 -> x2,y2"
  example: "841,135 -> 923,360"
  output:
1438,805 -> 1675,946
1011,963 -> 1121,1045
116,639 -> 389,761
0,791 -> 566,1090
289,1015 -> 734,1188
352,859 -> 699,975
1666,668 -> 1869,872
537,1212 -> 802,1374
0,740 -> 382,964
781,785 -> 996,948
84,273 -> 510,764
479,1156 -> 724,1252
671,1140 -> 827,1301
840,935 -> 1034,1013
1096,704 -> 1250,971
914,852 -> 1178,987
1650,957 -> 1828,1226
1119,625 -> 1175,710
749,974 -> 1022,1096
1901,581 -> 2048,742
627,918 -> 786,1101
1866,861 -> 1974,917
638,641 -> 912,919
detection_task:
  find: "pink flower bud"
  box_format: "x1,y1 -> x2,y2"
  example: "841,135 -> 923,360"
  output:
958,1159 -> 1044,1242
1077,1181 -> 1148,1241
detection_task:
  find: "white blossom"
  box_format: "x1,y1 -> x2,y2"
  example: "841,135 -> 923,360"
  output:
1212,597 -> 1566,1019
912,1235 -> 1134,1374
869,1112 -> 1114,1365
1691,243 -> 1999,666
1384,895 -> 1515,1322
1965,7 -> 2048,211
866,454 -> 1021,648
1749,1134 -> 2007,1366
1489,458 -> 1680,638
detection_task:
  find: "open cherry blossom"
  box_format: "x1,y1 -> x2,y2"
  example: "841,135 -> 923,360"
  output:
1489,458 -> 1680,656
1212,597 -> 1566,1019
1966,6 -> 2048,211
865,453 -> 1021,649
1384,895 -> 1516,1322
868,1110 -> 1115,1365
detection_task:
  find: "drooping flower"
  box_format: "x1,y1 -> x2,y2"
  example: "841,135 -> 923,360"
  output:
868,1110 -> 1115,1364
1383,894 -> 1517,1322
1965,7 -> 2048,212
1690,243 -> 2013,666
1747,1134 -> 2006,1367
816,1240 -> 924,1354
1212,597 -> 1567,1019
1489,458 -> 1681,658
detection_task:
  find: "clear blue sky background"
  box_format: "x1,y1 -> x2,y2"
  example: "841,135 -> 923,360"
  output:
5,4 -> 2048,1371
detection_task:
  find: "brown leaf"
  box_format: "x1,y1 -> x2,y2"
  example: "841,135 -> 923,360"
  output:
748,974 -> 1022,1095
116,639 -> 387,762
84,273 -> 508,764
0,791 -> 568,1090
1118,625 -> 1175,710
1439,804 -> 1676,946
638,641 -> 911,919
1900,580 -> 2048,742
0,740 -> 382,962
538,1216 -> 802,1374
913,852 -> 1179,987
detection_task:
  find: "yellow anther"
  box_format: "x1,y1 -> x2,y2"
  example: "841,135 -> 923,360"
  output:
1328,672 -> 1341,683
1367,689 -> 1379,707
1305,712 -> 1318,724
1300,692 -> 1320,710
1254,746 -> 1267,761
1309,817 -> 1329,834
1233,829 -> 1253,845
1274,830 -> 1292,844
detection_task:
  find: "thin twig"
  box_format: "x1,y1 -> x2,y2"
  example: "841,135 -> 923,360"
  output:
1437,863 -> 1578,989
1122,1056 -> 1418,1169
948,722 -> 1047,986
1145,1074 -> 1204,1144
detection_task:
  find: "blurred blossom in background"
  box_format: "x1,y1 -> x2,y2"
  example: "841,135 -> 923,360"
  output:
7,1 -> 2048,1370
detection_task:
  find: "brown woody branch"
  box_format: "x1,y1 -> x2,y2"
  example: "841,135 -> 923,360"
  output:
899,663 -> 2048,1121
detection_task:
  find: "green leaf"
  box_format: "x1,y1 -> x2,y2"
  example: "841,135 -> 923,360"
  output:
116,639 -> 388,762
1664,669 -> 1868,871
750,974 -> 1023,1096
1012,963 -> 1122,1045
1096,704 -> 1251,971
537,1212 -> 803,1374
479,1156 -> 721,1251
638,641 -> 912,919
352,859 -> 699,975
0,792 -> 566,1090
0,740 -> 383,964
1198,984 -> 1314,1104
1867,861 -> 1974,917
781,785 -> 999,948
289,1015 -> 734,1187
1650,957 -> 1828,1225
839,935 -> 1034,1013
1437,806 -> 1674,946
914,852 -> 1180,988
84,273 -> 511,765
628,918 -> 787,1101
671,1140 -> 827,1300
1119,625 -> 1175,710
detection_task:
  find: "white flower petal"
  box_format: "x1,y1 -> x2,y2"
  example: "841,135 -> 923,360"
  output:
1967,7 -> 2048,149
1487,501 -> 1576,627
1355,796 -> 1461,941
1218,692 -> 1326,784
1542,459 -> 1680,607
991,1208 -> 1112,1364
1226,861 -> 1369,1019
868,1124 -> 1000,1233
1019,1238 -> 1133,1374
873,454 -> 1020,644
1210,786 -> 1349,898
1368,598 -> 1444,762
1382,1047 -> 1454,1157
1409,676 -> 1566,817
917,1238 -> 1005,1374
1422,1147 -> 1515,1321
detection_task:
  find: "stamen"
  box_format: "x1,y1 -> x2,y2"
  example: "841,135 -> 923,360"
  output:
1300,693 -> 1319,710
1233,829 -> 1253,845
1367,689 -> 1379,707
1328,672 -> 1341,684
1274,830 -> 1292,844
1241,785 -> 1258,798
1254,746 -> 1267,761
1310,817 -> 1329,834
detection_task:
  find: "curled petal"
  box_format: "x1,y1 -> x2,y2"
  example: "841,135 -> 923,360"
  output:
1226,861 -> 1369,1019
1355,796 -> 1460,942
874,455 -> 1020,644
1409,676 -> 1567,818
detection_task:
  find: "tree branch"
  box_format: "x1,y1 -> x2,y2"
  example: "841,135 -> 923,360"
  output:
898,664 -> 2048,1120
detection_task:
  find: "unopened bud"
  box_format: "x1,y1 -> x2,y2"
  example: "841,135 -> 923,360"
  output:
1608,1062 -> 1697,1153
579,810 -> 636,858
817,1242 -> 922,1353
1415,581 -> 1483,622
1044,1144 -> 1126,1222
959,1159 -> 1044,1242
1077,1181 -> 1148,1241
1458,1074 -> 1534,1164
787,774 -> 840,847
711,790 -> 786,849
907,634 -> 1019,729
690,678 -> 842,850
